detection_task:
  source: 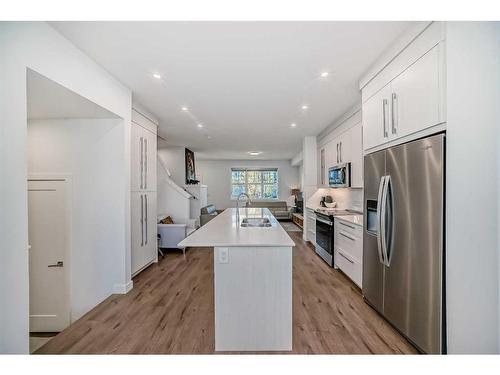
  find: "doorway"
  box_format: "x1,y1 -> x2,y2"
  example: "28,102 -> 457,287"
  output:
26,68 -> 125,353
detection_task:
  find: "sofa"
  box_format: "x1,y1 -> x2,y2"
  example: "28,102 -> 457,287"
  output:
157,215 -> 197,258
245,201 -> 293,220
200,204 -> 224,226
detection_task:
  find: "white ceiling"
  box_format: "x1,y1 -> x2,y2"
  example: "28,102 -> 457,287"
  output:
51,21 -> 414,159
27,69 -> 119,120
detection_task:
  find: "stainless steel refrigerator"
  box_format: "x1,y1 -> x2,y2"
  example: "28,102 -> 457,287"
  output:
363,133 -> 445,354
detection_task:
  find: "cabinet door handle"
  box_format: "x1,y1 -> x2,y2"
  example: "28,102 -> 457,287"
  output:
340,142 -> 342,163
144,138 -> 148,190
339,221 -> 356,230
336,143 -> 339,163
145,194 -> 148,245
140,194 -> 144,246
382,99 -> 388,138
140,137 -> 144,189
340,231 -> 356,241
339,251 -> 354,264
391,93 -> 398,135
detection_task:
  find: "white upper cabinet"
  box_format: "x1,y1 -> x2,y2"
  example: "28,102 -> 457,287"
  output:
317,111 -> 363,189
317,147 -> 327,187
362,84 -> 392,151
131,117 -> 157,192
361,22 -> 445,152
349,122 -> 363,188
390,46 -> 440,140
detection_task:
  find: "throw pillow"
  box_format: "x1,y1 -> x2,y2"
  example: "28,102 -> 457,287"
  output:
159,216 -> 174,224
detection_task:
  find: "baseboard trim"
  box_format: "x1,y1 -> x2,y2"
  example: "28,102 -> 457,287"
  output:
113,280 -> 133,294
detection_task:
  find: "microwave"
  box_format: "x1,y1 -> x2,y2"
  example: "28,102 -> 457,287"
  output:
328,163 -> 351,188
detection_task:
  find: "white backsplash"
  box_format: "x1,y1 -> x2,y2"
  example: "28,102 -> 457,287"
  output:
306,187 -> 363,212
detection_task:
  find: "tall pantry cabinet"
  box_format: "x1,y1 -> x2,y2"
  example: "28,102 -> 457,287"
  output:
131,108 -> 158,276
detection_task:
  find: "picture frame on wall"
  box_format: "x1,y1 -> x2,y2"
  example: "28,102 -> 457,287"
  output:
185,148 -> 196,184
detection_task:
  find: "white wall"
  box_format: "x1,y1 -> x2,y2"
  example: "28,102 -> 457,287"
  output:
0,22 -> 132,353
157,146 -> 186,187
196,159 -> 300,209
446,22 -> 499,354
157,154 -> 192,224
28,119 -> 125,321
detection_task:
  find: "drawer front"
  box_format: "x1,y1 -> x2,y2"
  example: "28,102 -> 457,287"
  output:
335,219 -> 363,262
335,247 -> 362,288
335,218 -> 362,236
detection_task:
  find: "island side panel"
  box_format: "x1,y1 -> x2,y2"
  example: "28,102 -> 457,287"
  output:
214,246 -> 292,351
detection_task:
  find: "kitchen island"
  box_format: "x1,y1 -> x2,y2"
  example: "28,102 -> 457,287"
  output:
178,207 -> 294,351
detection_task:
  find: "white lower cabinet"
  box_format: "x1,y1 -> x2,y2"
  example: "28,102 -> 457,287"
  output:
305,208 -> 316,245
131,191 -> 157,275
334,218 -> 363,288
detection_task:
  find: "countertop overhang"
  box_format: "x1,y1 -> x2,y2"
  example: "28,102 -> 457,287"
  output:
178,207 -> 295,248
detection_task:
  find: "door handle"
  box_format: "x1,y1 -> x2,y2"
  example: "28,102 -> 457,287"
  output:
380,175 -> 392,267
340,142 -> 342,163
140,194 -> 144,246
381,175 -> 393,266
382,99 -> 388,138
48,261 -> 64,268
391,93 -> 398,135
145,194 -> 148,245
316,218 -> 333,226
140,137 -> 144,189
376,176 -> 386,265
144,138 -> 148,190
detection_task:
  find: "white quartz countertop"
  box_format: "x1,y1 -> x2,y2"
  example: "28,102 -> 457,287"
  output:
178,208 -> 295,247
334,214 -> 363,227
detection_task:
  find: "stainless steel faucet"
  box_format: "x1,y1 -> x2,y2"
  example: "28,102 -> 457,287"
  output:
236,192 -> 251,224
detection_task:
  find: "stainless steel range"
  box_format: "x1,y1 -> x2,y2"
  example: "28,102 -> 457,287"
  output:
314,208 -> 360,266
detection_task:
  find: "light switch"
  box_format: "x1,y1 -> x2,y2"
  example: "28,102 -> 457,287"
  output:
218,247 -> 229,264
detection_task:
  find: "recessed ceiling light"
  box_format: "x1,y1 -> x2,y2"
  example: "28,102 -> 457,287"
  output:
290,123 -> 297,128
301,105 -> 309,110
197,123 -> 203,128
248,151 -> 262,156
181,106 -> 188,111
320,71 -> 329,78
152,73 -> 162,79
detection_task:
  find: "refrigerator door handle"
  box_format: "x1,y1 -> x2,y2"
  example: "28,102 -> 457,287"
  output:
381,175 -> 392,266
376,176 -> 386,265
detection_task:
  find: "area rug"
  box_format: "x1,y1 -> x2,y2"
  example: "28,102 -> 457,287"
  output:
279,221 -> 302,232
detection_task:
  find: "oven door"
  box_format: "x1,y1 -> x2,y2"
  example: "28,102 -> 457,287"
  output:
328,163 -> 351,188
315,215 -> 333,254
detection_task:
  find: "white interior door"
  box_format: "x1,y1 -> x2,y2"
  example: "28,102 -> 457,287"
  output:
28,179 -> 71,332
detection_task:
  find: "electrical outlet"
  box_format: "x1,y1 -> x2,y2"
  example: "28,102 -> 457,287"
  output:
218,247 -> 229,264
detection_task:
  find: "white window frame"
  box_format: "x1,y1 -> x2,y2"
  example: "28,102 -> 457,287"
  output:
230,168 -> 279,201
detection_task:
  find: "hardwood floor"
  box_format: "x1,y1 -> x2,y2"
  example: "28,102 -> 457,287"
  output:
35,231 -> 417,354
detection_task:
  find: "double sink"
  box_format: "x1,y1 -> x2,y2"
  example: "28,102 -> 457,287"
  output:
240,217 -> 272,227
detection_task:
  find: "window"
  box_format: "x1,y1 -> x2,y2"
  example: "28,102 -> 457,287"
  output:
231,168 -> 279,200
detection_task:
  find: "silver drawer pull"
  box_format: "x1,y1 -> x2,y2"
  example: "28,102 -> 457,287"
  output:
340,232 -> 356,241
339,221 -> 356,230
338,252 -> 354,264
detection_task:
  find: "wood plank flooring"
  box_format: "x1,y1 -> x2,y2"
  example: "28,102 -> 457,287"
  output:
35,231 -> 417,354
